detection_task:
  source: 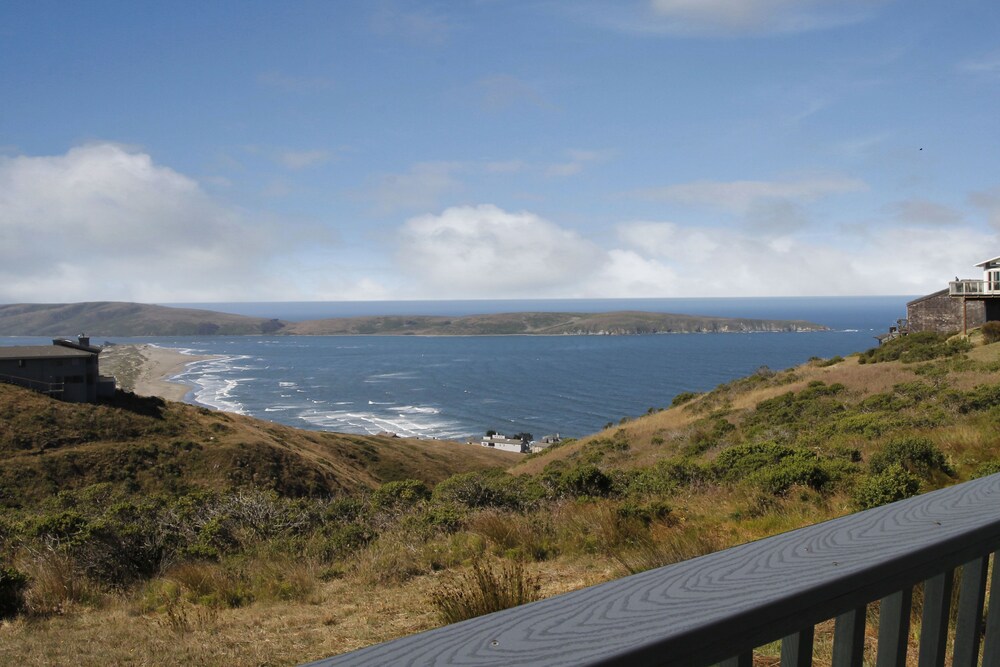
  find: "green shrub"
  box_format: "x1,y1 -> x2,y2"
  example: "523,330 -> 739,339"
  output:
714,442 -> 801,480
0,565 -> 28,619
955,384 -> 1000,413
750,458 -> 831,495
671,392 -> 700,407
556,464 -> 615,498
859,332 -> 971,364
432,470 -> 538,511
853,464 -> 920,510
972,460 -> 1000,479
868,436 -> 952,477
982,321 -> 1000,344
372,479 -> 431,513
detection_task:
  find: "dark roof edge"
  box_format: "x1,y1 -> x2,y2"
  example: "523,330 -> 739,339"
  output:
907,288 -> 949,307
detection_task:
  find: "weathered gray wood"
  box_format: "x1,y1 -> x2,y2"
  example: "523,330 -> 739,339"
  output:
980,552 -> 1000,666
779,628 -> 813,667
308,475 -> 1000,667
917,571 -> 954,667
832,606 -> 866,667
952,556 -> 988,667
875,588 -> 912,667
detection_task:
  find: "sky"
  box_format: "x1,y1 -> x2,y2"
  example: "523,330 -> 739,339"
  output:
2,0 -> 1000,303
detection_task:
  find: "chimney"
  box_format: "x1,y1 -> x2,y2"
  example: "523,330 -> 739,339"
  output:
78,334 -> 90,347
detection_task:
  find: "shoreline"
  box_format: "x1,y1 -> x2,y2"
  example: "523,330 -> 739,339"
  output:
99,344 -> 218,402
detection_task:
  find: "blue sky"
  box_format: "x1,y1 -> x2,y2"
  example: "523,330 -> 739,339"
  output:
2,0 -> 1000,303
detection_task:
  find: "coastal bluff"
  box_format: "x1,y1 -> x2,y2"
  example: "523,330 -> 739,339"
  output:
0,302 -> 828,337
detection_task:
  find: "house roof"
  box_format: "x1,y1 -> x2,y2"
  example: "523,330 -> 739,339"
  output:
975,256 -> 1000,267
0,346 -> 96,360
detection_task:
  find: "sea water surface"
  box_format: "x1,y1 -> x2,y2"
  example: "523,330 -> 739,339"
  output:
5,297 -> 911,440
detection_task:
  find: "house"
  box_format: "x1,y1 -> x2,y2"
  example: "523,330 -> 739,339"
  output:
480,434 -> 529,454
903,256 -> 1000,335
0,336 -> 115,403
530,433 -> 562,454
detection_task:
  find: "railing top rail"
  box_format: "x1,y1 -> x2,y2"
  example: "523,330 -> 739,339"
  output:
307,474 -> 1000,667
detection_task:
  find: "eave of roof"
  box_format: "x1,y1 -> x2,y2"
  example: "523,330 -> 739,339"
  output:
0,346 -> 96,360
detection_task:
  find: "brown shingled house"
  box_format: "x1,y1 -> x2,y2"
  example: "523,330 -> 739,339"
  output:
0,336 -> 115,403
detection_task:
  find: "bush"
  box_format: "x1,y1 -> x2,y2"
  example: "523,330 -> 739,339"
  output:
430,557 -> 540,624
973,460 -> 1000,479
372,480 -> 431,513
982,321 -> 1000,344
0,565 -> 28,619
671,392 -> 700,408
853,464 -> 920,510
714,442 -> 802,480
432,470 -> 539,511
859,332 -> 971,364
556,464 -> 615,499
868,436 -> 952,477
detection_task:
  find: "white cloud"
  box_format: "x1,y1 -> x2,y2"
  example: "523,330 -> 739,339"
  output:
0,144 -> 324,302
969,186 -> 1000,230
366,162 -> 464,215
611,220 -> 994,297
645,0 -> 887,35
475,74 -> 549,112
396,205 -> 605,296
959,52 -> 1000,75
545,149 -> 608,177
888,199 -> 963,226
277,150 -> 331,170
371,4 -> 452,46
637,176 -> 868,213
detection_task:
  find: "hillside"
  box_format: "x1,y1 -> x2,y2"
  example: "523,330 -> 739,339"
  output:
283,310 -> 827,335
0,301 -> 826,336
0,302 -> 287,336
4,331 -> 999,666
0,384 -> 517,507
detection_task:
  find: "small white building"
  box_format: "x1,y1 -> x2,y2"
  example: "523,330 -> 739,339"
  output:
480,434 -> 528,454
530,434 -> 562,454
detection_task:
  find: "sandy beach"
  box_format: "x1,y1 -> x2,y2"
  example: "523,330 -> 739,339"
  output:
99,344 -> 217,402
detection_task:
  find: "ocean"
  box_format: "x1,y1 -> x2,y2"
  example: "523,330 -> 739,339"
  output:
6,297 -> 911,440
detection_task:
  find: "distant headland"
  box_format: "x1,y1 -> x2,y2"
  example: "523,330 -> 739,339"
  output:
0,302 -> 829,337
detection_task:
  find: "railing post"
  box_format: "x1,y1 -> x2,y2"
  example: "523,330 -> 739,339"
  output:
780,628 -> 813,667
832,606 -> 866,667
876,588 -> 912,667
980,552 -> 1000,666
917,570 -> 954,667
952,556 -> 989,667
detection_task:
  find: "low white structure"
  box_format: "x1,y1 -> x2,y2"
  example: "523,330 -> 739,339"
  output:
480,434 -> 528,454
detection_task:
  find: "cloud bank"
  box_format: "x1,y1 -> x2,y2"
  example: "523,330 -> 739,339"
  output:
0,144 -> 312,302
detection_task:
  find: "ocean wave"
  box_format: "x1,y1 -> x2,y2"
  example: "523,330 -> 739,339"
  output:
297,407 -> 462,439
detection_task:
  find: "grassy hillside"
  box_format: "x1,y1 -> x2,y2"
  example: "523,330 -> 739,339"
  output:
284,310 -> 827,335
0,301 -> 287,336
3,331 -> 1000,665
0,384 -> 516,507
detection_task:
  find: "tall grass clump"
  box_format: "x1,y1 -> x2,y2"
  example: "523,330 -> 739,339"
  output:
982,321 -> 1000,344
430,556 -> 540,624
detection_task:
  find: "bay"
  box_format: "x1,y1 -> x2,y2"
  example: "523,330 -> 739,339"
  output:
3,296 -> 912,440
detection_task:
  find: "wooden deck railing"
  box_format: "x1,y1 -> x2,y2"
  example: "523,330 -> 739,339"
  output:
0,374 -> 63,398
950,280 -> 1000,296
306,473 -> 1000,666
